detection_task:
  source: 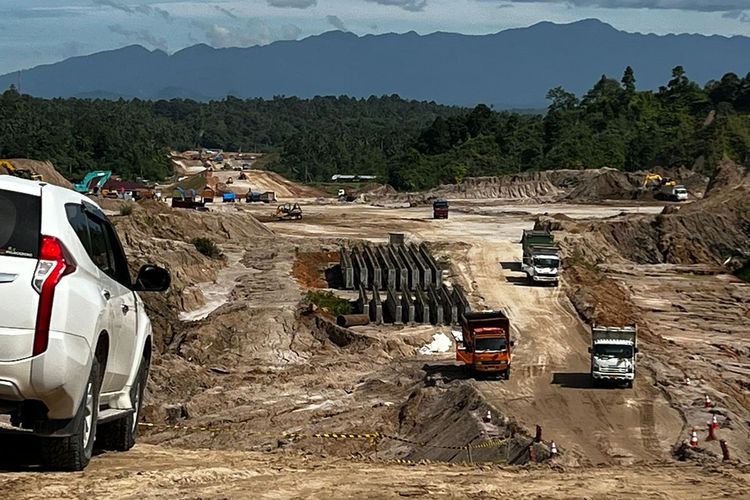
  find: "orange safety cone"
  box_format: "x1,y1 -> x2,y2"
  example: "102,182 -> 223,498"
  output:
690,429 -> 699,448
711,414 -> 719,430
704,395 -> 715,408
549,440 -> 558,456
706,422 -> 717,441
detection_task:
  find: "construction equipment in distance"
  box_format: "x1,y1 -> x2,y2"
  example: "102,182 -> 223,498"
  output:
588,325 -> 638,388
456,311 -> 513,379
0,160 -> 43,181
74,170 -> 112,194
521,230 -> 561,286
246,191 -> 276,203
642,173 -> 688,201
276,202 -> 303,220
337,189 -> 357,202
432,199 -> 449,219
171,187 -> 205,209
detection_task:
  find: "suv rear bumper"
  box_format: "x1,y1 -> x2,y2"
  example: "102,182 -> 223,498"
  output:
0,329 -> 91,420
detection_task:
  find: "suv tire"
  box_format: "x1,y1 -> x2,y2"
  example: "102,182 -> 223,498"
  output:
98,355 -> 149,451
41,358 -> 101,471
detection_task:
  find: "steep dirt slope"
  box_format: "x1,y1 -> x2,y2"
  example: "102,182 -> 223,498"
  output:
2,158 -> 73,188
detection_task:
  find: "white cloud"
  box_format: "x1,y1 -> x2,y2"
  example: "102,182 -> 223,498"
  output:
326,15 -> 348,31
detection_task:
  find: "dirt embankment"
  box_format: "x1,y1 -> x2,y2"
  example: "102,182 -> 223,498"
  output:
368,167 -> 709,205
541,159 -> 750,463
2,158 -> 73,188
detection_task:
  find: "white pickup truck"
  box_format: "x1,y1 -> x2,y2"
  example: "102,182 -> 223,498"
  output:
0,176 -> 170,470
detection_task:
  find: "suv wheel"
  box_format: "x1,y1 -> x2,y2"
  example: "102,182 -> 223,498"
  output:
98,355 -> 149,451
41,358 -> 101,471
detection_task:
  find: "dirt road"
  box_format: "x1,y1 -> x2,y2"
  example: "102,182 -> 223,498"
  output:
457,240 -> 683,465
244,201 -> 685,465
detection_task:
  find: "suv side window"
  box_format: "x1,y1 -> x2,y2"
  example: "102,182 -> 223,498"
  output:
103,220 -> 131,288
86,214 -> 115,278
65,204 -> 92,254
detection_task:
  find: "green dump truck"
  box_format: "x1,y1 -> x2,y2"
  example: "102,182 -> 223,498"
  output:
521,229 -> 561,286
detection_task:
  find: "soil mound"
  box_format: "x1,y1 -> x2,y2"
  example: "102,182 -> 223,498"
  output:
430,172 -> 564,200
3,158 -> 72,188
559,168 -> 640,202
540,160 -> 750,266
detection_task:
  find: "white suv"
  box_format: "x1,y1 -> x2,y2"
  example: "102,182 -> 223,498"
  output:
0,176 -> 169,470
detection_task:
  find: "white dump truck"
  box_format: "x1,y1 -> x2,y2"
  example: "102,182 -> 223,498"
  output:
588,325 -> 638,388
660,184 -> 688,201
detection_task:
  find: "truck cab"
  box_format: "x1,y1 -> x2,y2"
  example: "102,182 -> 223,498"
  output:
456,311 -> 513,379
588,325 -> 638,388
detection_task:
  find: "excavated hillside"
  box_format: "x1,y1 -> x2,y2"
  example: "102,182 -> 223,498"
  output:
535,158 -> 750,463
1,158 -> 72,188
368,167 -> 709,205
541,159 -> 750,267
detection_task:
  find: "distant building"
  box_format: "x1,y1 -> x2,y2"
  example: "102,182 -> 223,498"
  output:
331,174 -> 378,182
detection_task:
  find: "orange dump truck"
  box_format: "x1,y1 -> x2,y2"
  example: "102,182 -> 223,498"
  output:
456,311 -> 513,379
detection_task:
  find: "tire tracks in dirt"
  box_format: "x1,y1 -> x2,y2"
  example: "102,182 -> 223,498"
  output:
450,239 -> 682,465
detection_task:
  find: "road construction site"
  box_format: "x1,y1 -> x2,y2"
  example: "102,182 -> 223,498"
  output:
1,161 -> 749,498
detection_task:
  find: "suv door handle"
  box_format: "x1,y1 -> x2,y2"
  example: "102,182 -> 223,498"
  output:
102,289 -> 111,301
121,304 -> 129,314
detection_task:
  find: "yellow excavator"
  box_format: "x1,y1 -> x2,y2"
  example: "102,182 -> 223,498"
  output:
642,173 -> 675,189
0,159 -> 44,181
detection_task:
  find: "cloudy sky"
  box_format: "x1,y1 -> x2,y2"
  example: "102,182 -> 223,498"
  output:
0,0 -> 749,74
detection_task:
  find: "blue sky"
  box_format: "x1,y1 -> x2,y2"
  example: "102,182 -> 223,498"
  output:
1,0 -> 749,74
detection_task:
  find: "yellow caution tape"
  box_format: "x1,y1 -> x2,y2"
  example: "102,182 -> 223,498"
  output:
314,432 -> 382,440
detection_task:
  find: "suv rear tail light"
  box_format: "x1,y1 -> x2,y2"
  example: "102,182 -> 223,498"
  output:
33,236 -> 76,356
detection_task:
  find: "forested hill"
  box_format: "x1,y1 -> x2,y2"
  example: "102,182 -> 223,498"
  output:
0,93 -> 460,182
1,67 -> 749,190
3,19 -> 750,108
389,67 -> 750,190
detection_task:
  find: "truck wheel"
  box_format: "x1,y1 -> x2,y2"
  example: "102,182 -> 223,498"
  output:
98,355 -> 149,451
504,368 -> 511,380
41,358 -> 101,471
626,380 -> 634,389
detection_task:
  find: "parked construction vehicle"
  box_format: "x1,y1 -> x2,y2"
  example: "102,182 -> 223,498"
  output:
246,191 -> 276,203
171,187 -> 205,209
276,202 -> 303,220
456,311 -> 513,379
0,160 -> 43,181
74,170 -> 111,194
521,230 -> 560,286
432,199 -> 449,219
337,189 -> 357,202
588,325 -> 638,388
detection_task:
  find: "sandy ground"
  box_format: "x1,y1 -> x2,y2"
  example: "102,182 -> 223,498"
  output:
1,445 -> 748,499
1,199 -> 746,498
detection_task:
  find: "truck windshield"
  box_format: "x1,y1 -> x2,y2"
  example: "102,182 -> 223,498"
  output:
534,258 -> 559,268
593,344 -> 633,358
475,337 -> 506,352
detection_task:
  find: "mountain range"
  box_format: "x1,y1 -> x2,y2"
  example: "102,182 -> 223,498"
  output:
2,19 -> 749,108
